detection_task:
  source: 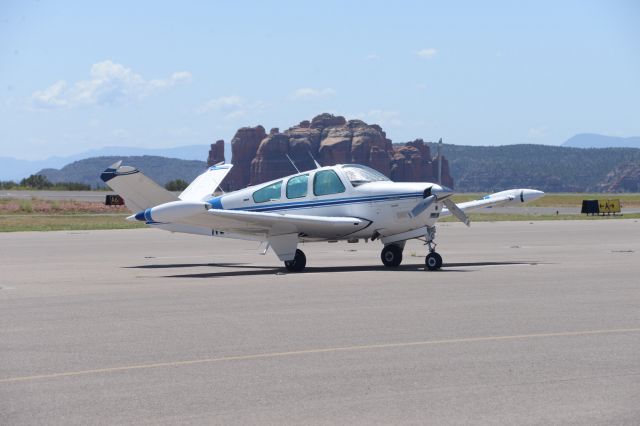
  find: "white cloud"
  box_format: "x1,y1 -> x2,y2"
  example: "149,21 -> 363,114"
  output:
30,80 -> 69,109
196,95 -> 266,120
197,95 -> 244,113
29,60 -> 191,110
290,87 -> 336,100
417,48 -> 438,58
365,54 -> 381,61
354,110 -> 403,127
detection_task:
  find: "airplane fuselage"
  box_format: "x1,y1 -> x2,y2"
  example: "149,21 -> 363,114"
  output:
207,165 -> 439,241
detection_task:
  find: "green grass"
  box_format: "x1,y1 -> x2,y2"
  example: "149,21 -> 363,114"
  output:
0,214 -> 145,232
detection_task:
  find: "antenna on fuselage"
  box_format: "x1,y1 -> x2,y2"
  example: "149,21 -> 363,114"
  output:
285,153 -> 301,173
308,151 -> 322,169
437,138 -> 443,185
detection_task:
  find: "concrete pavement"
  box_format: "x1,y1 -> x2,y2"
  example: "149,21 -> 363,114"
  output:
1,220 -> 639,424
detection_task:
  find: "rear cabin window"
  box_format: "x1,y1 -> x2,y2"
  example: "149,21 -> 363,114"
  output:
286,174 -> 308,199
252,181 -> 282,203
313,170 -> 346,196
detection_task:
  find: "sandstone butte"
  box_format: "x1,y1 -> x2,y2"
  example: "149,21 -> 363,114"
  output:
207,113 -> 454,191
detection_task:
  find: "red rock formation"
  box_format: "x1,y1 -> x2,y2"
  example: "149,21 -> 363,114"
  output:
225,125 -> 266,190
209,114 -> 454,190
250,133 -> 297,185
310,113 -> 346,129
206,139 -> 225,166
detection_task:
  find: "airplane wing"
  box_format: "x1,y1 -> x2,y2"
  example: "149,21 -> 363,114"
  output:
441,189 -> 543,217
148,208 -> 371,261
442,194 -> 515,215
139,203 -> 371,240
209,210 -> 367,236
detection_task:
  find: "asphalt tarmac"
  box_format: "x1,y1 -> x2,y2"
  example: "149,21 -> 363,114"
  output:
1,220 -> 639,425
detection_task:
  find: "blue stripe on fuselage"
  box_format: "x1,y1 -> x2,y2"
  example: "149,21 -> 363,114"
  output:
144,208 -> 153,222
209,191 -> 422,213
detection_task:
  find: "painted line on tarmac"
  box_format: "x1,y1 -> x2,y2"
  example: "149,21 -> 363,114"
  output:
2,327 -> 640,384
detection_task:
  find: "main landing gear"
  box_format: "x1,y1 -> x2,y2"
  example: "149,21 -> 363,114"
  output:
379,226 -> 443,271
284,249 -> 306,272
381,244 -> 403,267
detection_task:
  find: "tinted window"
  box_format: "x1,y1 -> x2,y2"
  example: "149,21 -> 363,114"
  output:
286,174 -> 308,199
313,170 -> 346,196
252,181 -> 282,203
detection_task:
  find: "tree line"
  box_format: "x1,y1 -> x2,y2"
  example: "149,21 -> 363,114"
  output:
0,174 -> 191,192
0,174 -> 91,190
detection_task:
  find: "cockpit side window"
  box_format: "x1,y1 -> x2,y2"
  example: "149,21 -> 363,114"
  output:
313,170 -> 346,196
252,180 -> 282,203
341,164 -> 390,187
286,174 -> 308,199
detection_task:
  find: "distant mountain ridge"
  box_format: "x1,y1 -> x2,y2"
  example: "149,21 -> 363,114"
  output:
426,143 -> 640,192
5,132 -> 640,192
0,144 -> 231,181
562,133 -> 640,149
38,156 -> 208,189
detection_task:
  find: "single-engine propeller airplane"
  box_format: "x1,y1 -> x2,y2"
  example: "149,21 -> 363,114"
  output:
101,160 -> 543,272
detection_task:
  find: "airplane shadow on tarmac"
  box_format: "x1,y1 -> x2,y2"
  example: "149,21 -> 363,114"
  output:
124,260 -> 543,279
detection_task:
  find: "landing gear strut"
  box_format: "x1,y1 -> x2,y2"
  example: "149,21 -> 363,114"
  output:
424,226 -> 443,271
381,244 -> 403,267
284,249 -> 306,272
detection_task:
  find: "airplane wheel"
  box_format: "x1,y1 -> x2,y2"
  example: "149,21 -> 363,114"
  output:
381,244 -> 403,267
284,249 -> 306,272
425,252 -> 442,271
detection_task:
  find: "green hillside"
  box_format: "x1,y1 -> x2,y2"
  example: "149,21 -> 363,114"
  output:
38,156 -> 208,189
424,143 -> 640,192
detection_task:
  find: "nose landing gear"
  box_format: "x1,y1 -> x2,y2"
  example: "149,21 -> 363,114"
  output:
425,251 -> 442,271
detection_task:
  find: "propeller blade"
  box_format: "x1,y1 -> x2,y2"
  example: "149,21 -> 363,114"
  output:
409,195 -> 436,218
443,198 -> 470,226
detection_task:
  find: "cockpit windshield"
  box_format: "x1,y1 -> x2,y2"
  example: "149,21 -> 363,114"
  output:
341,164 -> 390,187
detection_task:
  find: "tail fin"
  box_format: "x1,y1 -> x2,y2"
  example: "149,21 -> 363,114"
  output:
179,163 -> 233,202
100,161 -> 179,212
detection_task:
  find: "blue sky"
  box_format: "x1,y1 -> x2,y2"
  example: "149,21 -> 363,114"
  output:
1,0 -> 639,160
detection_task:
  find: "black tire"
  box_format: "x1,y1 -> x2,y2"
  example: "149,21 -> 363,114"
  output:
284,249 -> 306,272
425,252 -> 443,271
381,244 -> 403,267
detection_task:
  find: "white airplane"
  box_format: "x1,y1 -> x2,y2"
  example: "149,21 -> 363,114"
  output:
101,161 -> 544,272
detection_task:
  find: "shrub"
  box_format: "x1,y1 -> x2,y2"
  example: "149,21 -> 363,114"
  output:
165,179 -> 189,191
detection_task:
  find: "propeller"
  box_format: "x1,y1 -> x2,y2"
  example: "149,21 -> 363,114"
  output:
408,184 -> 470,226
443,198 -> 470,226
409,195 -> 436,218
